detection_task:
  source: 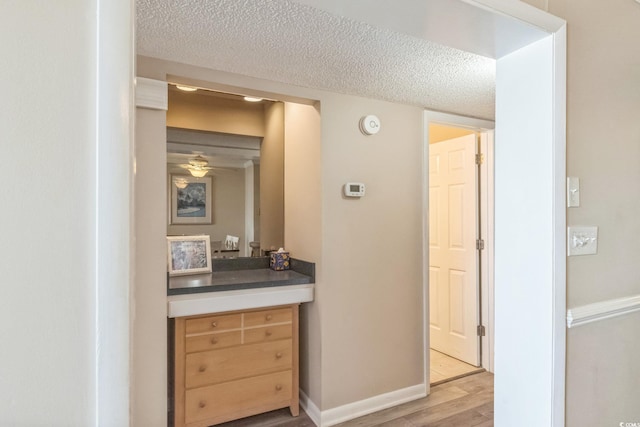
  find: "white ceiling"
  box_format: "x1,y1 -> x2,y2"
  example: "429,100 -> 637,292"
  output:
137,1 -> 555,120
137,0 -> 500,119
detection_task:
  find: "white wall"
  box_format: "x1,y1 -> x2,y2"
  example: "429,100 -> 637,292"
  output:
0,0 -> 133,425
494,32 -> 566,426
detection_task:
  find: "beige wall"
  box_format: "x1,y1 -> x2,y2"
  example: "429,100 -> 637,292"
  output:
521,0 -> 548,11
546,0 -> 640,306
319,95 -> 424,409
137,56 -> 425,415
524,0 -> 640,425
260,102 -> 286,252
283,102 -> 323,402
566,311 -> 640,425
133,107 -> 168,426
167,89 -> 265,136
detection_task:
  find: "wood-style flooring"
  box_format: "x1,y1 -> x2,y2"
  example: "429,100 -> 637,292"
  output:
429,349 -> 485,385
216,371 -> 493,427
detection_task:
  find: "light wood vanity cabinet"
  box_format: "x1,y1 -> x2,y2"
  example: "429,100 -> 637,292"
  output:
174,305 -> 299,427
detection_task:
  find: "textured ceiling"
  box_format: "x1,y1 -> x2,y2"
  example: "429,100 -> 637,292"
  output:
136,0 -> 496,119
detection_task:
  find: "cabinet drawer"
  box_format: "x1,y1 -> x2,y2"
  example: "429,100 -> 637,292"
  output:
185,370 -> 292,425
244,324 -> 292,344
185,339 -> 292,388
244,307 -> 292,327
185,330 -> 241,353
185,313 -> 241,335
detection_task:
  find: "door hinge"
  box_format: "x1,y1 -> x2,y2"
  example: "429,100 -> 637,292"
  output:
476,239 -> 485,250
475,153 -> 484,165
477,325 -> 486,337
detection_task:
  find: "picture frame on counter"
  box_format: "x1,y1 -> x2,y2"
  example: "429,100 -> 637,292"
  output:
167,235 -> 212,276
170,174 -> 213,225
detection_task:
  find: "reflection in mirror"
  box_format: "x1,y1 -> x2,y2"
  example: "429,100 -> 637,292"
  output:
166,85 -> 284,257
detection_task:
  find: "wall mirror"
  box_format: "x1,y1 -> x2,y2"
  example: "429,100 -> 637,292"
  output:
166,84 -> 284,257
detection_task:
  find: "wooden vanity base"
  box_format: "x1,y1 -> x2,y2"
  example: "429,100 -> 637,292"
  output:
173,304 -> 299,427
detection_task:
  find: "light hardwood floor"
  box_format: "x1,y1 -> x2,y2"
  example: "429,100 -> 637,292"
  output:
216,371 -> 493,427
429,349 -> 485,385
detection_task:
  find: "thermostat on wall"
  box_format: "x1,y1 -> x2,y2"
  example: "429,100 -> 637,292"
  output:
344,182 -> 366,197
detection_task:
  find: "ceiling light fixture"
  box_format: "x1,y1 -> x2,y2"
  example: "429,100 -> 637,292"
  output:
173,177 -> 189,189
176,85 -> 198,92
188,169 -> 209,178
243,96 -> 263,102
184,155 -> 212,177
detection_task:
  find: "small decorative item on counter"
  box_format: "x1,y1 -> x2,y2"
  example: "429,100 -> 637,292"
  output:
270,247 -> 290,271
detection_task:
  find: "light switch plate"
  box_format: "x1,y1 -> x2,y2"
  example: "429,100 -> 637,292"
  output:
567,226 -> 598,256
567,177 -> 580,207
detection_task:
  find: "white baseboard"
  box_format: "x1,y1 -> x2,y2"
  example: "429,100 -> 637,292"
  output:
321,384 -> 426,427
567,294 -> 640,328
299,390 -> 321,427
300,384 -> 426,427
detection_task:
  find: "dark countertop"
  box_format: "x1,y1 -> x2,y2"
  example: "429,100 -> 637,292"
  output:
167,257 -> 315,296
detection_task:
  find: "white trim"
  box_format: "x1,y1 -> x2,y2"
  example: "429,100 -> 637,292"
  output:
299,390 -> 321,427
550,25 -> 568,427
244,162 -> 255,257
479,130 -> 495,373
423,111 -> 495,131
321,384 -> 427,427
96,0 -> 134,425
421,111 -> 430,392
135,77 -> 168,110
166,284 -> 314,318
567,294 -> 640,328
465,0 -> 565,35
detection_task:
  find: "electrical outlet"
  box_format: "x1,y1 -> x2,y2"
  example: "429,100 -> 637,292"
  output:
567,226 -> 598,256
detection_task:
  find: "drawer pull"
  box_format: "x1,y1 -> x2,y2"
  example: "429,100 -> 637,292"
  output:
275,352 -> 283,359
265,314 -> 273,321
210,337 -> 218,345
265,330 -> 273,337
198,365 -> 207,373
211,321 -> 218,328
275,384 -> 282,391
199,401 -> 206,408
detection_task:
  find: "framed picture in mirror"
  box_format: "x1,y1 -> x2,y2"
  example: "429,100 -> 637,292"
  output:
170,174 -> 213,225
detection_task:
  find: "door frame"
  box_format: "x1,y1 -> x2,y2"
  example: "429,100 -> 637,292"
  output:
423,111 -> 496,390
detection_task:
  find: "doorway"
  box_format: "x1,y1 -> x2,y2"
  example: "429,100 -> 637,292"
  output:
425,113 -> 495,385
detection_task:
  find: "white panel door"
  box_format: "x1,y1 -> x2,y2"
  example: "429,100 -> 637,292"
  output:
429,134 -> 479,366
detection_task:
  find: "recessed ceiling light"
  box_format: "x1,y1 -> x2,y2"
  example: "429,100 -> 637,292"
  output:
176,85 -> 197,92
244,96 -> 263,102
